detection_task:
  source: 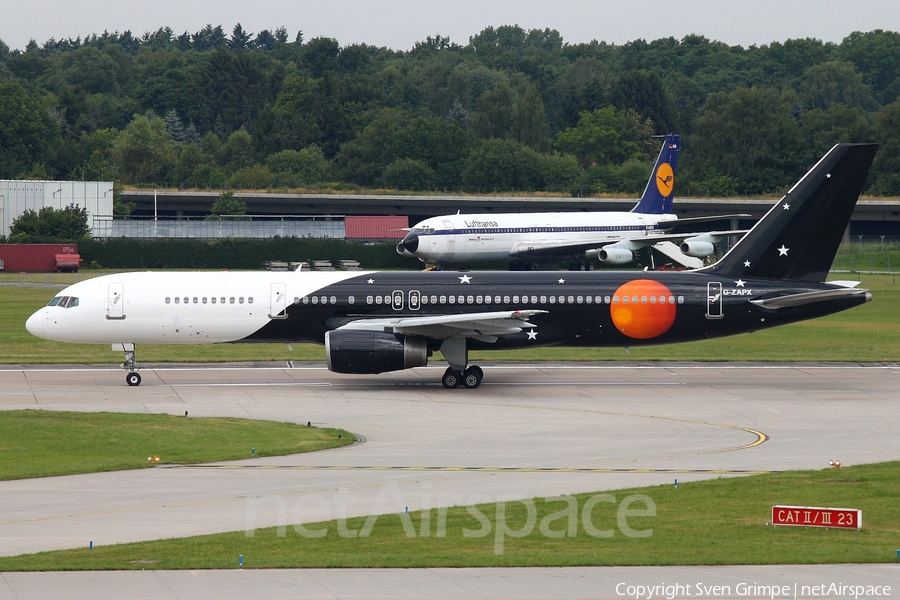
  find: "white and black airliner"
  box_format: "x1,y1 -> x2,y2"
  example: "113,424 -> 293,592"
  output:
397,134 -> 746,270
27,144 -> 877,389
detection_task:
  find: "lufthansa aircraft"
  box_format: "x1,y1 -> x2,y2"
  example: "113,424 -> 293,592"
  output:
397,134 -> 745,270
26,144 -> 876,389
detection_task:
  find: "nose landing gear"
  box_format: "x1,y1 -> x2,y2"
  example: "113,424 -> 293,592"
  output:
116,342 -> 142,386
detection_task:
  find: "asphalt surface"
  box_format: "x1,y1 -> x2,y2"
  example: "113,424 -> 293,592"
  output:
1,362 -> 898,598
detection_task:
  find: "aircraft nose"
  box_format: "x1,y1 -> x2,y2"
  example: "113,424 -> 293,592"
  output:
25,309 -> 44,338
398,232 -> 419,254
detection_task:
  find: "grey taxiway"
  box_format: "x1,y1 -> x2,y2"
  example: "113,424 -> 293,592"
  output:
1,362 -> 898,598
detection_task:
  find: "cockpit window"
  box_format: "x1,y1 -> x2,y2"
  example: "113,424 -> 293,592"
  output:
411,226 -> 435,234
47,296 -> 79,308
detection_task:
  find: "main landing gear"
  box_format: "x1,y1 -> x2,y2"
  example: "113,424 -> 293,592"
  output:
442,365 -> 484,389
117,342 -> 142,386
439,337 -> 483,389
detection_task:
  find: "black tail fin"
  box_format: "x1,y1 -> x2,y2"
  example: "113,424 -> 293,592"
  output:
704,143 -> 878,282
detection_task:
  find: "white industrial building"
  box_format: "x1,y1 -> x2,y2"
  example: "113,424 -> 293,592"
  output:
0,180 -> 114,238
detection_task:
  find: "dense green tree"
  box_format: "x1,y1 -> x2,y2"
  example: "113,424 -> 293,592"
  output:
609,71 -> 674,133
798,61 -> 876,111
265,145 -> 330,186
469,84 -> 515,139
462,138 -> 544,191
836,30 -> 900,104
9,205 -> 91,242
0,80 -> 61,177
869,100 -> 900,195
207,190 -> 247,219
513,83 -> 551,151
380,158 -> 435,190
688,87 -> 800,193
556,106 -> 655,166
110,114 -> 177,183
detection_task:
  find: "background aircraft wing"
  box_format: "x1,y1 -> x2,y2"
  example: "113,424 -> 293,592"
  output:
508,229 -> 748,259
337,310 -> 546,342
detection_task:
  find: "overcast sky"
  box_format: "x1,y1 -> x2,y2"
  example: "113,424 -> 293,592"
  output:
2,0 -> 899,53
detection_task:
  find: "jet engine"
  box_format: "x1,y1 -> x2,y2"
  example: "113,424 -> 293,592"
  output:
597,247 -> 635,265
680,239 -> 716,258
325,330 -> 429,374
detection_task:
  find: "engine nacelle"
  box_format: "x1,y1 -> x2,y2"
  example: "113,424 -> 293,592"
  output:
325,330 -> 428,374
680,240 -> 715,258
597,247 -> 635,265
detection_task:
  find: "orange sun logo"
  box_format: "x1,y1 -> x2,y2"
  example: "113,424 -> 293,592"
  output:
610,279 -> 677,339
655,163 -> 675,197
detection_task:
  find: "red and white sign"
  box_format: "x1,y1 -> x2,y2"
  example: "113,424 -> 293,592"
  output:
772,505 -> 861,530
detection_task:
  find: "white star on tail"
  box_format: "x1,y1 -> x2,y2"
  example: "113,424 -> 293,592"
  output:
526,330 -> 538,340
783,204 -> 790,210
458,274 -> 472,284
778,245 -> 790,256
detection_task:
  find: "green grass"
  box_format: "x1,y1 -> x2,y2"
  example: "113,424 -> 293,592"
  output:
0,410 -> 354,481
4,272 -> 899,364
0,461 -> 896,570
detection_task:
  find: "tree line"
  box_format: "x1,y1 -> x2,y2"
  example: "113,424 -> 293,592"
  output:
1,24 -> 899,208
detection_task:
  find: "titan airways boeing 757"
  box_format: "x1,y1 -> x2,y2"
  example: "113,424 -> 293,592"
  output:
397,134 -> 747,270
26,143 -> 877,389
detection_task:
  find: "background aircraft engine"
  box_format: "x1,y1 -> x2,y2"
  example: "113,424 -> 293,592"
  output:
680,240 -> 716,258
325,330 -> 428,374
598,247 -> 635,265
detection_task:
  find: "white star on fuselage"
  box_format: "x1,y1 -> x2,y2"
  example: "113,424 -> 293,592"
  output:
826,173 -> 832,178
367,279 -> 374,284
735,279 -> 746,287
778,245 -> 790,256
526,330 -> 538,340
744,260 -> 751,268
173,315 -> 182,325
558,278 -> 565,284
458,274 -> 472,284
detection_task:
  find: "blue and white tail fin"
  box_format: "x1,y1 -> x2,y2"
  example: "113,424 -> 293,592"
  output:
705,143 -> 878,283
631,134 -> 680,215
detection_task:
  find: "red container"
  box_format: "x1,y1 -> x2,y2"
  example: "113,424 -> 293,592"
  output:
344,216 -> 408,240
0,244 -> 80,272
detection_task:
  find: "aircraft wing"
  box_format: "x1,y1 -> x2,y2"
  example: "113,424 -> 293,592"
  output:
337,310 -> 547,343
508,229 -> 748,259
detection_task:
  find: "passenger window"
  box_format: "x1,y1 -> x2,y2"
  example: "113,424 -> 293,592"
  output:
603,296 -> 609,304
531,296 -> 537,304
669,296 -> 675,304
678,296 -> 684,304
466,295 -> 474,304
558,296 -> 564,303
585,296 -> 592,304
348,296 -> 355,304
567,296 -> 574,304
165,297 -> 171,304
448,296 -> 455,304
330,296 -> 336,304
312,296 -> 319,304
229,297 -> 235,304
184,297 -> 189,304
476,295 -> 483,304
540,295 -> 547,303
193,297 -> 198,304
202,297 -> 207,304
504,296 -> 511,304
513,295 -> 519,303
494,296 -> 501,303
239,297 -> 244,304
549,296 -> 556,304
211,297 -> 216,304
248,297 -> 253,304
302,297 -> 309,304
641,296 -> 647,304
366,296 -> 373,304
175,297 -> 180,304
458,295 -> 464,304
375,296 -> 382,304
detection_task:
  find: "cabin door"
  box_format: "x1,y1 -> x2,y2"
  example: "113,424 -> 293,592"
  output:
706,282 -> 723,319
107,283 -> 125,320
269,283 -> 287,319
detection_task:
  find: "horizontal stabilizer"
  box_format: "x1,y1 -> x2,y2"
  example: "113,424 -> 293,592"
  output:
750,288 -> 869,309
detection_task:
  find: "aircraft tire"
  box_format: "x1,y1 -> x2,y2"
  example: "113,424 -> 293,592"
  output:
126,372 -> 142,387
442,368 -> 461,389
463,366 -> 483,389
